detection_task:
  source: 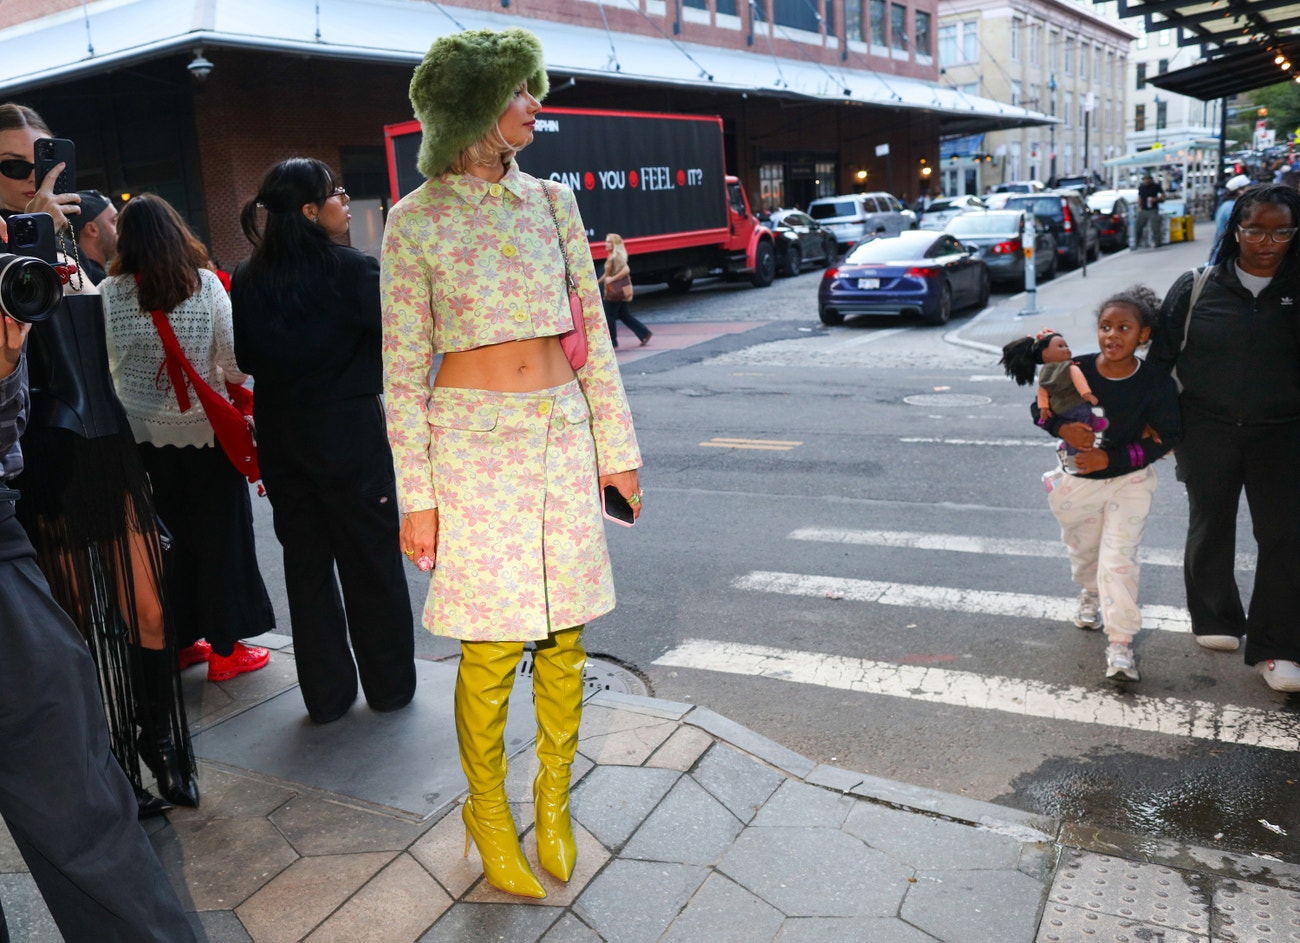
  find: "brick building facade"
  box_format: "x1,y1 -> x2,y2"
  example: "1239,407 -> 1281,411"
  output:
0,0 -> 1048,266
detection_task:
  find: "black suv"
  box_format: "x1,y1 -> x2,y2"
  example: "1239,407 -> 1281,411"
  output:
1003,190 -> 1100,270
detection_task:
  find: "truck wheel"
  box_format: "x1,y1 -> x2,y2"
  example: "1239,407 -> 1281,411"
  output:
751,241 -> 776,287
819,308 -> 844,326
666,275 -> 693,294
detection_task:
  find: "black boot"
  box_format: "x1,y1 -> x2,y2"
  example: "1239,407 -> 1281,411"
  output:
134,783 -> 174,819
133,647 -> 200,808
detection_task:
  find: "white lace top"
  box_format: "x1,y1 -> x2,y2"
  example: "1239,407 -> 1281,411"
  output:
102,268 -> 248,448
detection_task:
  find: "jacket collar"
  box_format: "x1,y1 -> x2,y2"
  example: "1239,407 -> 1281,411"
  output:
441,161 -> 527,207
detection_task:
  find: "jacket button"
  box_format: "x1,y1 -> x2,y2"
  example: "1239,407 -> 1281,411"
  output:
489,183 -> 504,197
538,401 -> 552,416
513,310 -> 528,322
502,243 -> 518,257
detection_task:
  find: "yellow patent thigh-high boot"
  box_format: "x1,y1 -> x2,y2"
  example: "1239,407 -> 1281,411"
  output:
531,626 -> 586,881
455,641 -> 545,899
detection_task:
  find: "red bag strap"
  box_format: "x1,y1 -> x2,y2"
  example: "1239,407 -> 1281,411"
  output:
137,273 -> 201,413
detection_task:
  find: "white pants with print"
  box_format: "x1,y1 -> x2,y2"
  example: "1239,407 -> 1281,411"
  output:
1046,466 -> 1157,642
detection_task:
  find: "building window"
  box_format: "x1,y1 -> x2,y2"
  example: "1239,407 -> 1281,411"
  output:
684,0 -> 707,7
915,11 -> 931,56
1136,63 -> 1146,89
1030,83 -> 1041,110
759,163 -> 785,213
773,0 -> 819,31
1079,43 -> 1089,79
870,0 -> 887,45
890,3 -> 907,50
1135,103 -> 1145,132
1049,30 -> 1059,70
1029,24 -> 1041,67
1094,47 -> 1102,81
962,20 -> 976,62
1010,18 -> 1021,61
1010,80 -> 1021,106
938,20 -> 974,65
826,0 -> 834,35
1159,29 -> 1170,46
1156,98 -> 1167,130
717,0 -> 737,11
1064,38 -> 1073,73
1158,58 -> 1168,75
938,24 -> 957,64
846,0 -> 863,40
1106,51 -> 1114,86
1064,91 -> 1072,128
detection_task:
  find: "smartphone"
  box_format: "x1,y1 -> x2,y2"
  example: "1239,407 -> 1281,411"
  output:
601,485 -> 636,528
33,137 -> 75,194
6,213 -> 58,263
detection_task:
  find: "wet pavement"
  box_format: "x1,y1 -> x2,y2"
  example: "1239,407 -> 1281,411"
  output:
2,639 -> 1298,942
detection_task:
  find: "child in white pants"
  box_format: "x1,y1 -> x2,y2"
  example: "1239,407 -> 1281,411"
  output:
1032,287 -> 1182,681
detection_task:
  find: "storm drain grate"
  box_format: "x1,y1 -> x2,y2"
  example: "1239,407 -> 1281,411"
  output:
518,651 -> 649,697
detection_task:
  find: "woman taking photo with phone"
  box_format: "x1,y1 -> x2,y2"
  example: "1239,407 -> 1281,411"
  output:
0,103 -> 198,815
232,158 -> 416,724
383,28 -> 642,898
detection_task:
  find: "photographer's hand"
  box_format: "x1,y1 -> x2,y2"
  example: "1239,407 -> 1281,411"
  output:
0,316 -> 31,380
25,163 -> 80,232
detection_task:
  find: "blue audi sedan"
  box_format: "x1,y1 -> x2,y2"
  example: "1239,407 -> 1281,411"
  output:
817,230 -> 990,327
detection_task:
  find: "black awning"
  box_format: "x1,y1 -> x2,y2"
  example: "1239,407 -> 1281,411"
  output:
1149,39 -> 1300,100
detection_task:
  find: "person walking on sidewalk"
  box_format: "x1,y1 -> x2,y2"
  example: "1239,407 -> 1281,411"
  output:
1034,287 -> 1182,682
1148,183 -> 1300,693
383,28 -> 642,899
0,294 -> 196,943
1135,173 -> 1165,248
1211,174 -> 1251,261
101,195 -> 275,685
232,158 -> 417,724
598,234 -> 651,347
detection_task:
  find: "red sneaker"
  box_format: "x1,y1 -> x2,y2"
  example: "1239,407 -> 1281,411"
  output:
177,640 -> 213,670
207,642 -> 271,682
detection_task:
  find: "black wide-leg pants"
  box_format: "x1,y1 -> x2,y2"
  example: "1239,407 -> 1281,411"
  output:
1176,414 -> 1300,665
0,504 -> 194,943
256,396 -> 416,723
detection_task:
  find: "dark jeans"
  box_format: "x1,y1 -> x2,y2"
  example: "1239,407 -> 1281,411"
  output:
602,299 -> 650,347
1175,415 -> 1300,664
257,397 -> 416,722
0,507 -> 195,942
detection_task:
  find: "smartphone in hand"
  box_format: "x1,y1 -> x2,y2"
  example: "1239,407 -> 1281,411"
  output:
601,485 -> 636,527
33,138 -> 76,194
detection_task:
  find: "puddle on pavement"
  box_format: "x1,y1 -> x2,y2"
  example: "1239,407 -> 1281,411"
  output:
998,744 -> 1300,864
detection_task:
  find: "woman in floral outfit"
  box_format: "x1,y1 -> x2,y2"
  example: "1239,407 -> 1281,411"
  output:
381,28 -> 641,899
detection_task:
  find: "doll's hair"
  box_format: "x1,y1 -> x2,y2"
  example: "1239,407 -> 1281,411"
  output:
1096,285 -> 1160,336
999,330 -> 1060,386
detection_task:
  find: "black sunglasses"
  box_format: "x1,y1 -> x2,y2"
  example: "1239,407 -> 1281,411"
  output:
0,159 -> 34,180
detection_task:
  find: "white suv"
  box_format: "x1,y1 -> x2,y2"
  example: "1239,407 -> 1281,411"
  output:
808,192 -> 917,249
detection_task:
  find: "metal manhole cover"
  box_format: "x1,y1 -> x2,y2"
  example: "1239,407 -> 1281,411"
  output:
903,393 -> 993,407
518,652 -> 649,697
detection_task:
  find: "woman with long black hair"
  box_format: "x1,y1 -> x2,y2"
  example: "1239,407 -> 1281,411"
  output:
1150,182 -> 1300,692
231,158 -> 415,724
101,194 -> 274,693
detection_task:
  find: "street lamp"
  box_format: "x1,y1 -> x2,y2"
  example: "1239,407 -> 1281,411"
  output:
1048,73 -> 1058,183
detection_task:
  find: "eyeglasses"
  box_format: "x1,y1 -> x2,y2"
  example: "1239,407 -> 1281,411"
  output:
329,187 -> 347,199
1237,226 -> 1298,244
0,159 -> 34,180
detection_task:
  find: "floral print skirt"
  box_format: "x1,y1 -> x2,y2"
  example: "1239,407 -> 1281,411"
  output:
425,380 -> 614,641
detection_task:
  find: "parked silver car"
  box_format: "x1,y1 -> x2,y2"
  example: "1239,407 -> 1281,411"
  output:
808,192 -> 917,249
943,210 -> 1058,286
919,194 -> 988,231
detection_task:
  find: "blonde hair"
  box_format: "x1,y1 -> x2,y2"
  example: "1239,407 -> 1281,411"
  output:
449,122 -> 517,176
605,233 -> 628,272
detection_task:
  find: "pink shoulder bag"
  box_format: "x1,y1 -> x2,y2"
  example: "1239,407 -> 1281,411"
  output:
542,183 -> 588,371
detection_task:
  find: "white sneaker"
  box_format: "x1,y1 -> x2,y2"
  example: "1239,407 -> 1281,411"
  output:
1074,591 -> 1102,630
1258,659 -> 1300,693
1105,643 -> 1140,681
1195,635 -> 1241,652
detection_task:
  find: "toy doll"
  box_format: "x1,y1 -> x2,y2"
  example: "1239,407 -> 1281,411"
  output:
1001,330 -> 1106,453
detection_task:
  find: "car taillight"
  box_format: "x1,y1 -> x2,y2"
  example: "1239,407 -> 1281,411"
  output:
991,239 -> 1022,255
1063,204 -> 1074,232
906,267 -> 936,278
824,267 -> 838,280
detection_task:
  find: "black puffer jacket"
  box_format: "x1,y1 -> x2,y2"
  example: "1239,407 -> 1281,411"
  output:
1149,262 -> 1300,424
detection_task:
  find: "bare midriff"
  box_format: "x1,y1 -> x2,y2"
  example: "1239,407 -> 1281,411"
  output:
434,335 -> 576,393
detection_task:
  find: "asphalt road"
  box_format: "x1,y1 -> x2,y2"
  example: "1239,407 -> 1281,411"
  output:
249,256 -> 1300,864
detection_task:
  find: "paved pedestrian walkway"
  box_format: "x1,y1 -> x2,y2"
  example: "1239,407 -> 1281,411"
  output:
2,641 -> 1298,942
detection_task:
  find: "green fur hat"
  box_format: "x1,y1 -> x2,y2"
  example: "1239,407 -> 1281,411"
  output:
409,27 -> 549,178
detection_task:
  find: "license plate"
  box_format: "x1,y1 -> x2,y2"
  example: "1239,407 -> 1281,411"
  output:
857,278 -> 880,289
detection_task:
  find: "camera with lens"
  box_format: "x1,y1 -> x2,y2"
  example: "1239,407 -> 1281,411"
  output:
0,212 -> 63,324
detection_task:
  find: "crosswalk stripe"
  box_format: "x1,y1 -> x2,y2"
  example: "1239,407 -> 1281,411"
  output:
788,527 -> 1257,572
735,570 -> 1191,633
653,639 -> 1300,753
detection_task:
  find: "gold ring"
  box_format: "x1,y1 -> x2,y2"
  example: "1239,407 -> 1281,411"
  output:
403,549 -> 415,557
627,493 -> 641,506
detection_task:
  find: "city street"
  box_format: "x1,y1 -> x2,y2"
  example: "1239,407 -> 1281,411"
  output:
316,242 -> 1300,866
